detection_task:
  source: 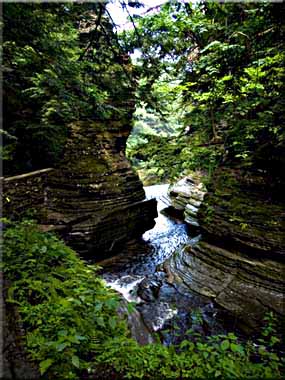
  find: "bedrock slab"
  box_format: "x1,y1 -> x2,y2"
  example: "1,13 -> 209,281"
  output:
168,241 -> 285,332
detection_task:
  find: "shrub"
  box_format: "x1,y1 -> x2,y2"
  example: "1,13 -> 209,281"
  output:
3,220 -> 127,379
3,220 -> 285,379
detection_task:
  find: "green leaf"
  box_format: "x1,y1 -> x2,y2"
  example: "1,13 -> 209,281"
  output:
40,245 -> 47,253
71,355 -> 80,368
230,343 -> 244,354
180,340 -> 190,349
200,40 -> 222,53
94,302 -> 102,312
40,358 -> 54,375
56,342 -> 68,352
97,316 -> 105,327
75,334 -> 86,342
109,317 -> 117,330
221,340 -> 230,351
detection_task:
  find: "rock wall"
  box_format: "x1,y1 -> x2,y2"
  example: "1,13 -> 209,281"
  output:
199,167 -> 284,257
1,168 -> 53,219
167,170 -> 285,332
2,121 -> 157,259
170,242 -> 284,332
45,120 -> 157,257
168,175 -> 206,228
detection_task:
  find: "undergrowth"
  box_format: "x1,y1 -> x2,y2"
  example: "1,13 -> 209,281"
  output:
3,220 -> 285,379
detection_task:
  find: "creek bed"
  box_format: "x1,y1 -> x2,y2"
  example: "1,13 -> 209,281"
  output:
97,184 -> 241,345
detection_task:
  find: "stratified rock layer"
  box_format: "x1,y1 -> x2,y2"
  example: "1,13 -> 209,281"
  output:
2,119 -> 157,258
167,168 -> 284,331
45,120 -> 157,257
168,175 -> 206,228
169,241 -> 284,332
199,167 -> 285,257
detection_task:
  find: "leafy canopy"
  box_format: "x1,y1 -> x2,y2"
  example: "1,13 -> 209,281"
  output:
125,1 -> 285,179
3,2 -> 135,174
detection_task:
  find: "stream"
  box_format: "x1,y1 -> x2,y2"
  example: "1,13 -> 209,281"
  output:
98,184 -> 236,345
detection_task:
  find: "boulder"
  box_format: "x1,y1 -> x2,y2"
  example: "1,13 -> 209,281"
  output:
167,174 -> 206,228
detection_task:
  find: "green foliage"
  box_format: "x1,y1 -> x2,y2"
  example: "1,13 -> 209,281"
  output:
4,220 -> 284,379
3,3 -> 134,175
127,131 -> 222,185
125,1 -> 285,178
93,324 -> 284,379
3,220 -> 127,379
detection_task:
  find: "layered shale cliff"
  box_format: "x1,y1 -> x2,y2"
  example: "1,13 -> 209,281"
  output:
167,168 -> 285,332
2,120 -> 157,259
199,167 -> 284,257
45,120 -> 157,256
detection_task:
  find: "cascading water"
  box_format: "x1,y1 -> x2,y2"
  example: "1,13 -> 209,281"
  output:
98,184 -> 229,344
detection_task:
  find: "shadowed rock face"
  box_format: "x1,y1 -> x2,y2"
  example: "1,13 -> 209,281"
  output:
199,167 -> 285,258
169,242 -> 284,332
166,170 -> 285,332
2,119 -> 157,259
194,167 -> 285,329
45,120 -> 157,257
168,175 -> 206,228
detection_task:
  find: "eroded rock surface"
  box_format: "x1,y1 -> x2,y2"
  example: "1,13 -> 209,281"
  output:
168,174 -> 206,228
168,167 -> 285,332
2,119 -> 157,258
44,121 -> 157,257
199,167 -> 285,257
169,241 -> 285,332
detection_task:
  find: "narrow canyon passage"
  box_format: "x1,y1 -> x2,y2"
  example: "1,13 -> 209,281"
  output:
98,185 -> 235,345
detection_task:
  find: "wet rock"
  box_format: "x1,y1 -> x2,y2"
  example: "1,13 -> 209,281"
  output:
137,279 -> 227,344
168,174 -> 206,228
118,300 -> 155,345
169,241 -> 285,332
137,273 -> 165,302
138,301 -> 178,333
158,283 -> 177,301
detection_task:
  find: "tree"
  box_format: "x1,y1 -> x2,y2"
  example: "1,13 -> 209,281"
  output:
3,2 -> 135,174
125,1 -> 285,175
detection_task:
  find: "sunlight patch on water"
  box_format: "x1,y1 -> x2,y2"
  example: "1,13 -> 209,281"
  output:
144,183 -> 181,239
106,275 -> 144,302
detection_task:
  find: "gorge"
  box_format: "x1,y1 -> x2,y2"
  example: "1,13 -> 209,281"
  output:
2,2 -> 285,379
3,112 -> 284,356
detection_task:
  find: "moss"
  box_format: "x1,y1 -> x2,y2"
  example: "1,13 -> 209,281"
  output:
74,157 -> 109,174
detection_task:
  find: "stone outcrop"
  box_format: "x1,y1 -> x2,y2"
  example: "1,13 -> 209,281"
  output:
167,168 -> 285,332
169,241 -> 284,332
168,175 -> 206,228
199,167 -> 285,258
2,121 -> 157,259
45,120 -> 157,257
